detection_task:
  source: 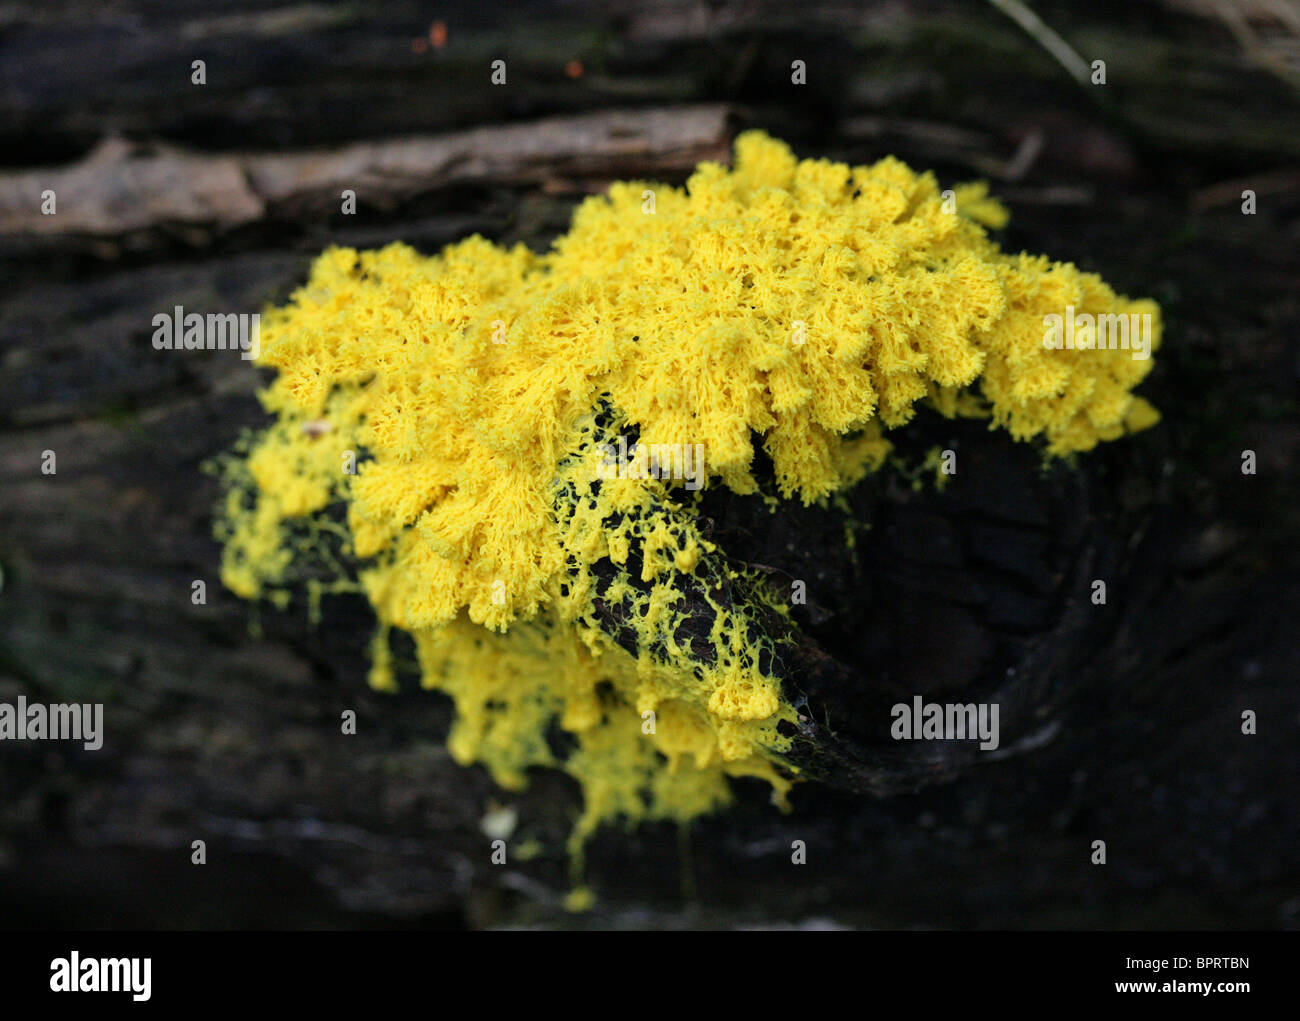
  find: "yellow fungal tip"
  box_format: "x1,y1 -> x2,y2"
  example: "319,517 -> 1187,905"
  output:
563,885 -> 596,913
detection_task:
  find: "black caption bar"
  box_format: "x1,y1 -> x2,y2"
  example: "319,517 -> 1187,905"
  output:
0,931 -> 1283,1008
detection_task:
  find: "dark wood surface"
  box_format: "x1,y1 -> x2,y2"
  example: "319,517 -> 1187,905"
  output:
0,0 -> 1297,928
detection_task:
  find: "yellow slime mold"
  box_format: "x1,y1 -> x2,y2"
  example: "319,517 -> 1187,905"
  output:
215,131 -> 1160,867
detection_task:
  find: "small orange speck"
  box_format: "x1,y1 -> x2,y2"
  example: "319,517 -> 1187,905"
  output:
431,21 -> 448,48
411,38 -> 428,54
565,59 -> 584,79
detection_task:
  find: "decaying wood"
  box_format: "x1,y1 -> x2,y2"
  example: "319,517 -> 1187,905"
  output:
1,0 -> 1298,929
0,106 -> 732,254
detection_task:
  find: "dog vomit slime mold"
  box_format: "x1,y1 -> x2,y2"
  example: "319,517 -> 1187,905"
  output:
215,132 -> 1161,891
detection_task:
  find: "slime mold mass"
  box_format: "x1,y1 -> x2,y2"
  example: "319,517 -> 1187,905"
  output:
214,131 -> 1161,860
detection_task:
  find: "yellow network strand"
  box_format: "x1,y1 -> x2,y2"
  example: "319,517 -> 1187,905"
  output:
215,131 -> 1161,879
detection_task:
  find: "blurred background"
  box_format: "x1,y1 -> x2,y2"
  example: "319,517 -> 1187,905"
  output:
0,0 -> 1297,928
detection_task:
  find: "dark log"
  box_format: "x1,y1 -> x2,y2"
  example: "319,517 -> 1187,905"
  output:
1,0 -> 1298,929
